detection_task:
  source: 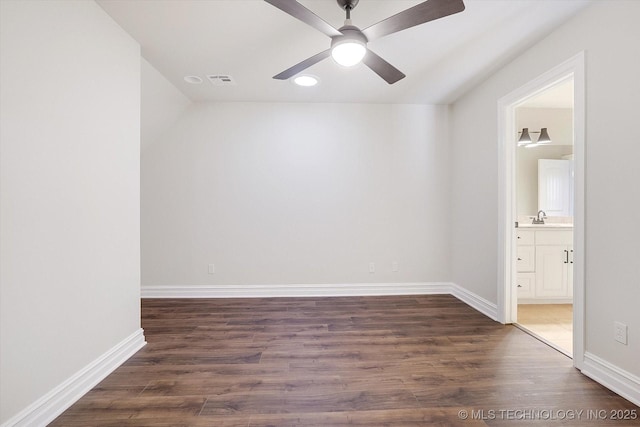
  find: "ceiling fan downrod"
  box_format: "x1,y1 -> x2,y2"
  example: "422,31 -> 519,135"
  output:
337,0 -> 359,19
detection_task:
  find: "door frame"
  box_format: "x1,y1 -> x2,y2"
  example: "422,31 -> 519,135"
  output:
497,52 -> 585,369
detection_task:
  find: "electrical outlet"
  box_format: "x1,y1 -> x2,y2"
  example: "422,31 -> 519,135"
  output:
208,263 -> 215,274
392,261 -> 399,272
614,321 -> 627,345
369,262 -> 375,274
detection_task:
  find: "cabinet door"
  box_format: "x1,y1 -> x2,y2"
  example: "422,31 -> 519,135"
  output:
535,245 -> 568,297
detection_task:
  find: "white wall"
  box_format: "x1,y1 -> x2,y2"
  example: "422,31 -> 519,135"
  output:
141,58 -> 190,152
0,0 -> 141,422
142,103 -> 451,287
450,0 -> 640,379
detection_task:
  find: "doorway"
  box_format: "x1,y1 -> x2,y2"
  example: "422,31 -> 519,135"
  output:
514,78 -> 574,357
497,53 -> 585,369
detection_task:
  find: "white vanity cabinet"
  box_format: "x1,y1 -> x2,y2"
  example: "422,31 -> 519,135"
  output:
517,227 -> 573,303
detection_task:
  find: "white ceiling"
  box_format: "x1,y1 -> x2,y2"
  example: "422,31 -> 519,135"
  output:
97,0 -> 591,104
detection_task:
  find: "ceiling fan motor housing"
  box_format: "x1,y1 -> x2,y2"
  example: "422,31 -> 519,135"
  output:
331,25 -> 368,49
337,0 -> 360,11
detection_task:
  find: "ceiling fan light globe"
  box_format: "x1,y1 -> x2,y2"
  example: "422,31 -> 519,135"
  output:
331,41 -> 366,67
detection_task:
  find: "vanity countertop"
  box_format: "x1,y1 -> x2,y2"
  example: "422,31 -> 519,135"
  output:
518,223 -> 573,229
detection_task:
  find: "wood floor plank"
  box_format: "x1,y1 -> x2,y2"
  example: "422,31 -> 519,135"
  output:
249,408 -> 489,427
50,295 -> 639,426
200,389 -> 422,416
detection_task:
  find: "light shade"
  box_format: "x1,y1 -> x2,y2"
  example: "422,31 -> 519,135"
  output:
537,127 -> 552,144
331,40 -> 366,67
517,128 -> 532,146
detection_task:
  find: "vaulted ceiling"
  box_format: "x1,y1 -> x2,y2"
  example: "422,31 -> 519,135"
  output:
98,0 -> 591,104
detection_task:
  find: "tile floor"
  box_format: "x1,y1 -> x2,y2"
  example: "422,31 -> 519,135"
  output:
517,304 -> 573,356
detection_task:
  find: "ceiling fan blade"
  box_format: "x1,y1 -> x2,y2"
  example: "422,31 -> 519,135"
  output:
363,50 -> 406,84
362,0 -> 465,41
273,49 -> 332,80
264,0 -> 342,38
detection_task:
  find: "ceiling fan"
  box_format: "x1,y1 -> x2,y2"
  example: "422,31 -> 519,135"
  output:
265,0 -> 466,84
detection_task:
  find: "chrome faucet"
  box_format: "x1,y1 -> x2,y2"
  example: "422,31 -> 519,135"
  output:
532,210 -> 547,224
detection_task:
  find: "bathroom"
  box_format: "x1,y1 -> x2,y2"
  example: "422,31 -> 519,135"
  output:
515,77 -> 574,356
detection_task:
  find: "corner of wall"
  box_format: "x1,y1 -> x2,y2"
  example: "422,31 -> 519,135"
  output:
141,58 -> 191,152
582,352 -> 640,407
450,283 -> 499,321
0,330 -> 146,427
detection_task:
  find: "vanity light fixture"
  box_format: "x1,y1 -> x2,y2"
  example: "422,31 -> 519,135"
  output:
537,127 -> 552,144
518,127 -> 552,147
517,128 -> 532,146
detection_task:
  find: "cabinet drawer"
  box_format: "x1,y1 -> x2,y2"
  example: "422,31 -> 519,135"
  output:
536,230 -> 573,245
517,230 -> 535,246
517,273 -> 535,299
517,246 -> 535,272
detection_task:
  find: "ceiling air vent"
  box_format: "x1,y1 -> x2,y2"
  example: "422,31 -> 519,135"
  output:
207,75 -> 236,86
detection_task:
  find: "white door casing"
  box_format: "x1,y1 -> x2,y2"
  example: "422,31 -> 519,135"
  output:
497,52 -> 585,370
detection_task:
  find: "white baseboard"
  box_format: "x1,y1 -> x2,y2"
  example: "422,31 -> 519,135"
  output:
141,282 -> 453,298
450,283 -> 498,321
1,328 -> 146,427
582,352 -> 640,406
142,282 -> 499,322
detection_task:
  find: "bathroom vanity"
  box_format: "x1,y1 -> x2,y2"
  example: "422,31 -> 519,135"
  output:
516,224 -> 573,303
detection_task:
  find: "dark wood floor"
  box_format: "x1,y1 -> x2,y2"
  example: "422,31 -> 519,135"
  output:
51,295 -> 639,426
